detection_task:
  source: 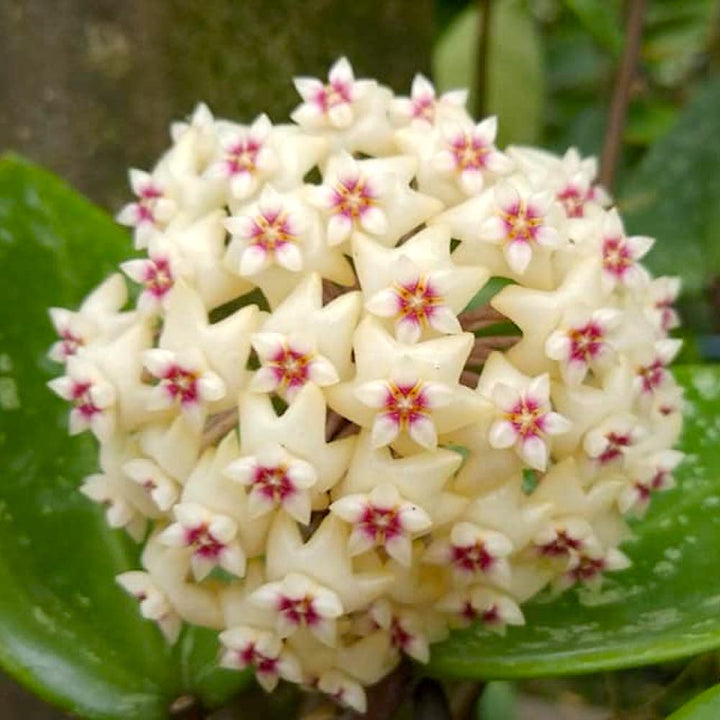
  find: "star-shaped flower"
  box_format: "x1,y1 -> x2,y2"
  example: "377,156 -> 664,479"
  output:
430,117 -> 514,196
116,168 -> 178,249
48,356 -> 117,440
327,317 -> 482,451
250,572 -> 344,646
224,188 -> 354,308
116,571 -> 182,643
225,442 -> 317,524
219,626 -> 302,692
390,73 -> 469,128
353,225 -> 488,343
121,234 -> 190,314
205,114 -> 278,200
437,586 -> 524,633
478,353 -> 572,470
330,483 -> 432,566
308,152 -> 443,248
143,347 -> 226,430
424,521 -> 514,588
580,209 -> 654,293
618,449 -> 684,516
369,598 -> 431,662
123,456 -> 181,512
158,501 -> 246,581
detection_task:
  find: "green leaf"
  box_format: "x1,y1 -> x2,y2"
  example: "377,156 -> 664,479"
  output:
433,0 -> 545,145
0,155 -> 250,718
621,79 -> 720,328
668,683 -> 720,719
562,0 -> 623,56
477,681 -> 516,720
428,364 -> 720,679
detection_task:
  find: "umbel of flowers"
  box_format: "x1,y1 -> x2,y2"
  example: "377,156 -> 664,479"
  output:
48,59 -> 683,712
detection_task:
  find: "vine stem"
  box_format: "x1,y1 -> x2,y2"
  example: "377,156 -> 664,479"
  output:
599,0 -> 647,192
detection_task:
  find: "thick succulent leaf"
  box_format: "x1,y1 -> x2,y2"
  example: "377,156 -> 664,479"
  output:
0,155 -> 249,718
428,364 -> 720,679
668,683 -> 720,719
433,0 -> 545,146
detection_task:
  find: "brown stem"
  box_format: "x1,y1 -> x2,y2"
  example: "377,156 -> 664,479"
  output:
460,370 -> 481,388
450,681 -> 485,720
201,407 -> 238,450
325,410 -> 348,441
475,0 -> 493,117
467,336 -> 519,365
599,0 -> 647,192
458,305 -> 505,331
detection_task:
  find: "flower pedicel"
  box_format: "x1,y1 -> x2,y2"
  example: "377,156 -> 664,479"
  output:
48,58 -> 683,713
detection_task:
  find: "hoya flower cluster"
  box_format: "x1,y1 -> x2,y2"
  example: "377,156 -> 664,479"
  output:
48,59 -> 683,712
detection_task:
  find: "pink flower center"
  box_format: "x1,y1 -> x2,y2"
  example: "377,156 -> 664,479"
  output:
59,329 -> 84,357
602,237 -> 633,277
451,132 -> 489,171
506,396 -> 546,439
277,594 -> 320,627
267,346 -> 312,392
412,94 -> 435,122
500,201 -> 544,244
638,358 -> 666,393
145,257 -> 174,298
557,186 -> 587,218
461,601 -> 501,625
598,431 -> 632,464
134,185 -> 163,224
70,381 -> 100,419
185,523 -> 225,559
393,277 -> 442,326
568,322 -> 605,363
249,210 -> 296,253
236,644 -> 279,675
451,542 -> 494,574
331,175 -> 377,220
359,504 -> 402,543
253,465 -> 295,502
161,366 -> 199,405
226,138 -> 261,175
569,555 -> 605,583
389,617 -> 413,650
537,529 -> 583,557
383,381 -> 431,429
314,80 -> 352,112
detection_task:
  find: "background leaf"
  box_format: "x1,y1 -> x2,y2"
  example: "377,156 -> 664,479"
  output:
668,682 -> 720,719
562,0 -> 623,56
428,364 -> 720,679
0,155 -> 250,718
433,0 -> 545,145
621,78 -> 720,331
